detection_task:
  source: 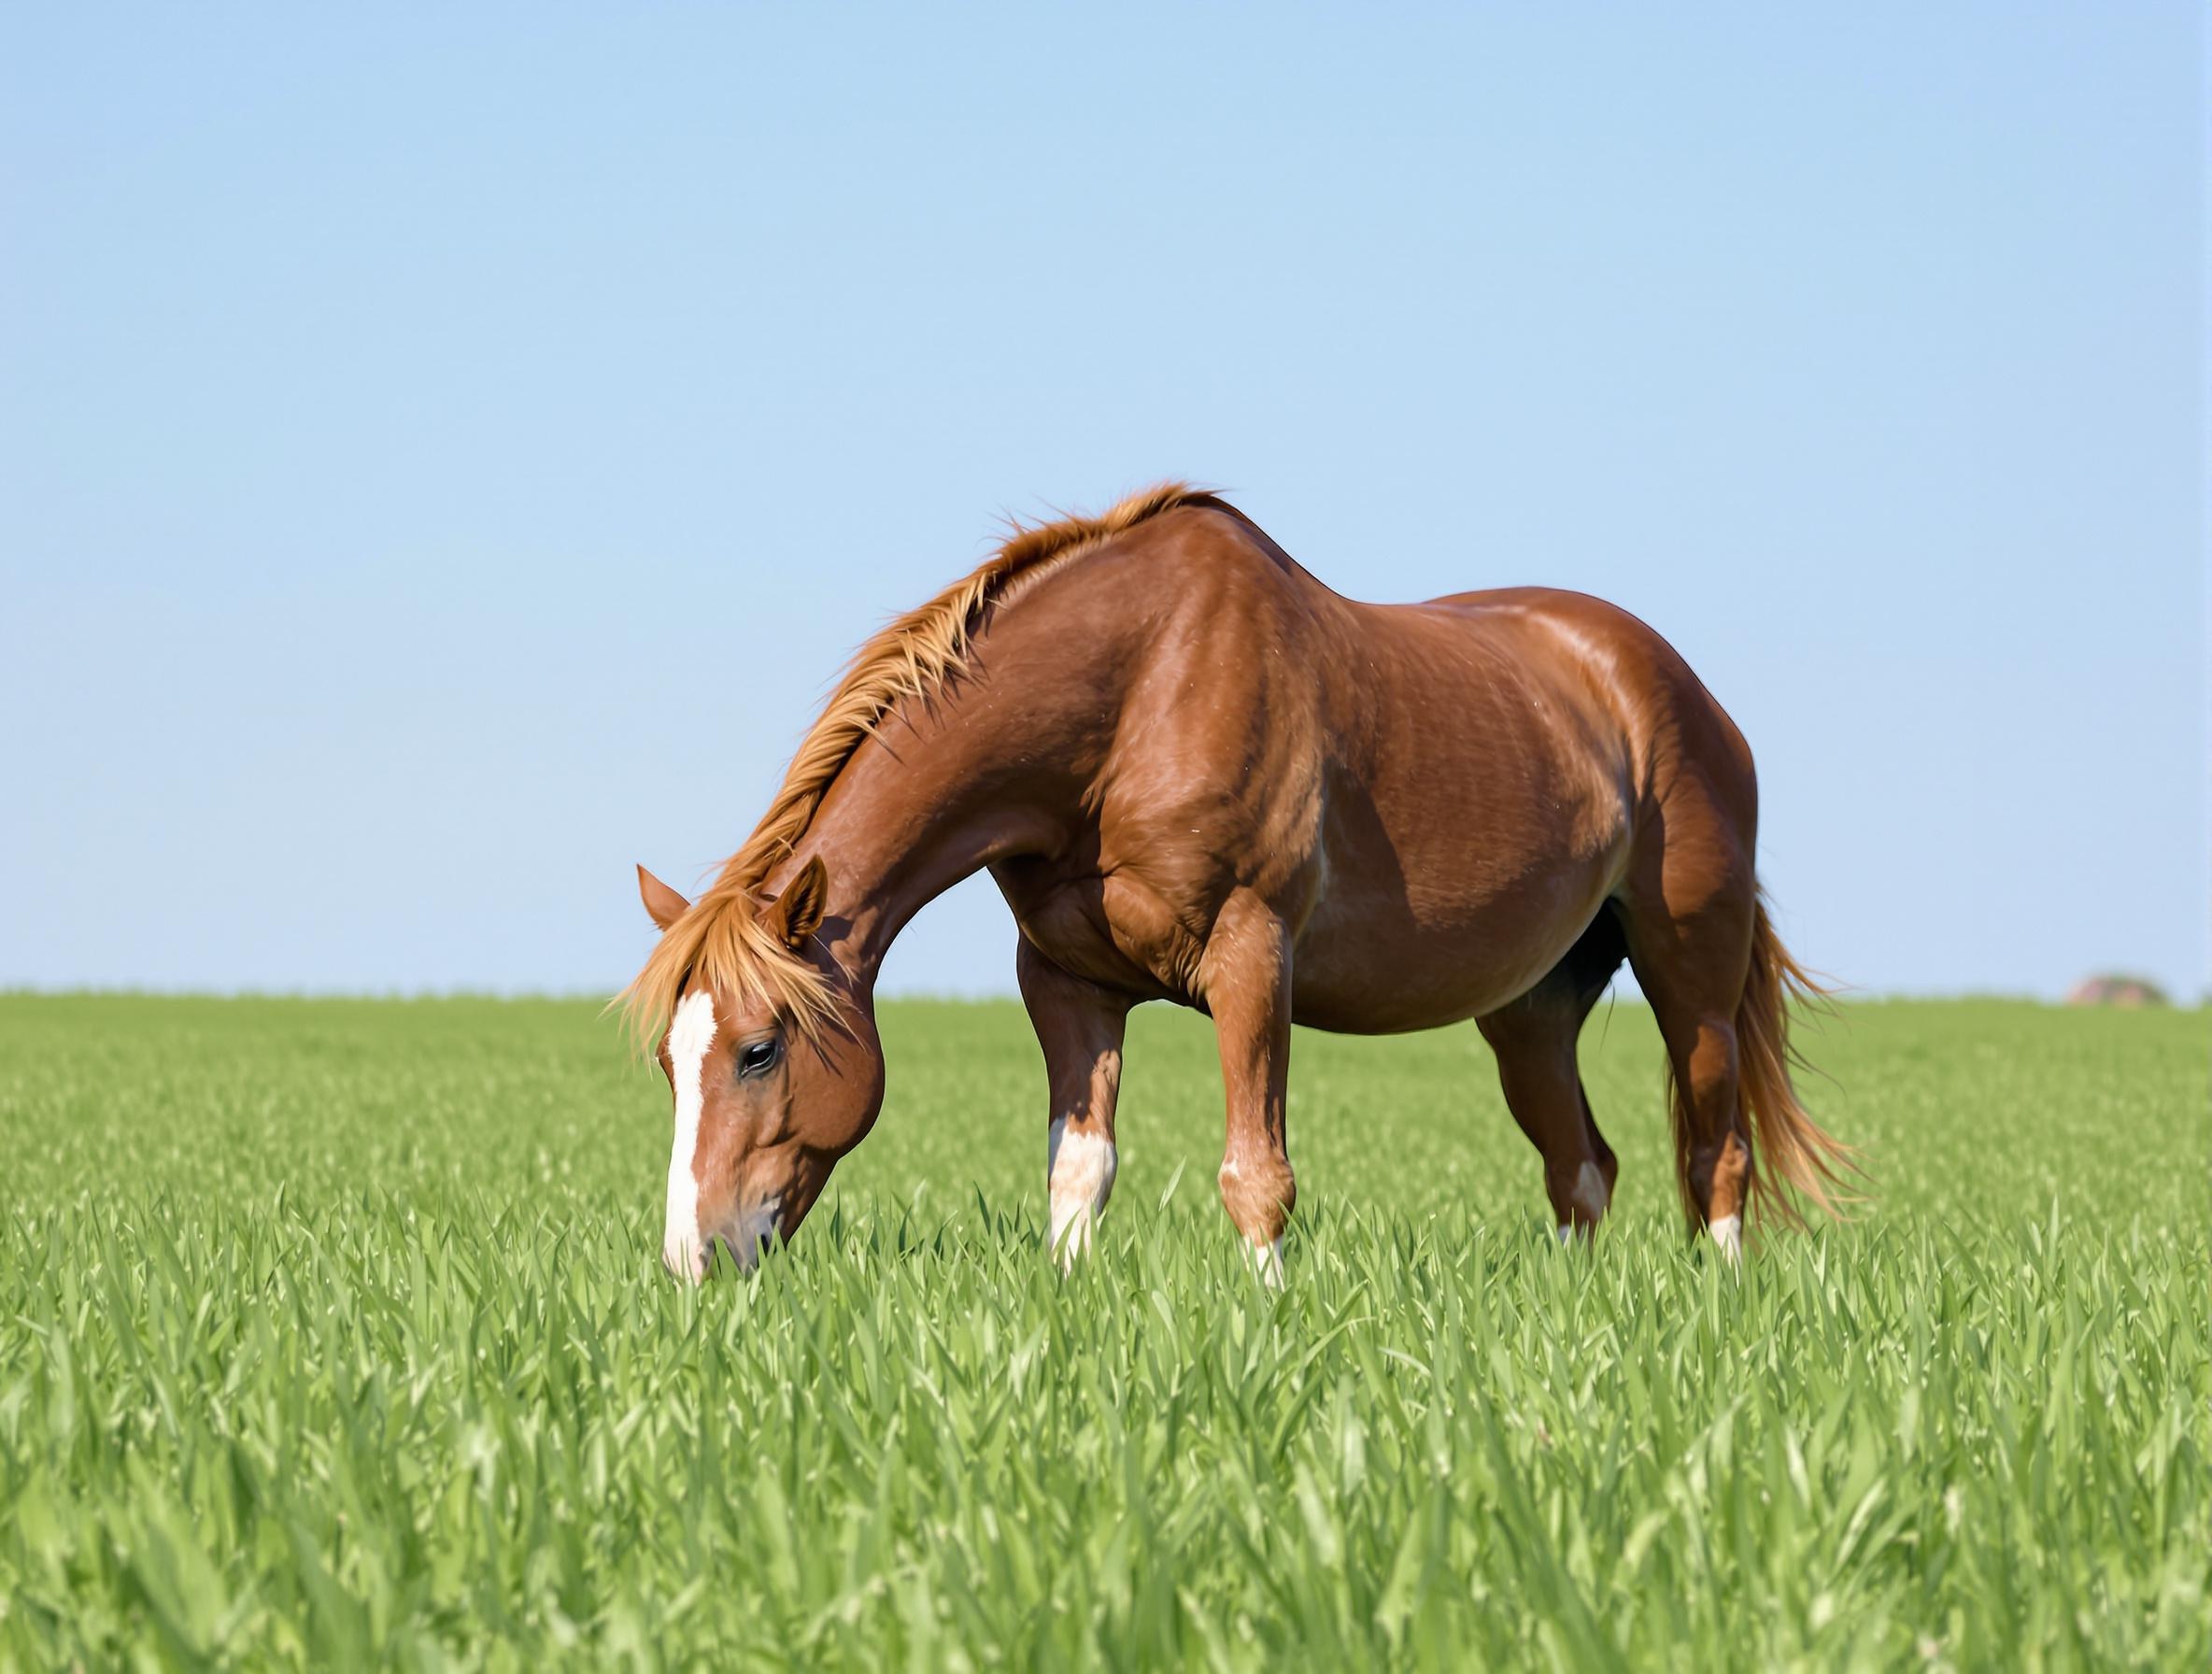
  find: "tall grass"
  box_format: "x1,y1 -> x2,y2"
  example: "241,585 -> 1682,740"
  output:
0,996 -> 2203,1668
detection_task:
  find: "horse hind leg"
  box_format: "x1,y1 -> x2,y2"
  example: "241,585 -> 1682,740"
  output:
1477,905 -> 1626,1240
1623,866 -> 1853,1255
1614,799 -> 1761,1256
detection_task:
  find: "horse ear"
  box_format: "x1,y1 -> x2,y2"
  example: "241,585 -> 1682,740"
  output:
762,855 -> 829,951
637,864 -> 690,931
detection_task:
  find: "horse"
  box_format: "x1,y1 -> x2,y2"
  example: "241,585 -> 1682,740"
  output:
622,484 -> 1850,1282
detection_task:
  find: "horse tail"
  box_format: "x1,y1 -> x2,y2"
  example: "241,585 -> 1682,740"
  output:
1730,893 -> 1857,1230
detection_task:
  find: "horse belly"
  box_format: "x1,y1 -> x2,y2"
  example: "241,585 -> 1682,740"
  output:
1287,735 -> 1634,1034
1288,887 -> 1603,1031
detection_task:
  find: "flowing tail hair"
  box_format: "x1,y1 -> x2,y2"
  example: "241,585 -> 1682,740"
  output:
1667,891 -> 1860,1232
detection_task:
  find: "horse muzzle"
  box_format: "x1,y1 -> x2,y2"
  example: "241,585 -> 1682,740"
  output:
663,1198 -> 781,1283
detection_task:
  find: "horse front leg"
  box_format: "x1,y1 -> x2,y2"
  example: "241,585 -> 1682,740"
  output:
1200,893 -> 1297,1286
1016,939 -> 1132,1269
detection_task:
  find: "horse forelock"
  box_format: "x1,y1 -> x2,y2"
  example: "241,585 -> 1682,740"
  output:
617,480 -> 1221,1051
618,886 -> 837,1054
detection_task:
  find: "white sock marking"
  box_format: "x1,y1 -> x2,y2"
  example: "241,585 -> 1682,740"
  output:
1572,1160 -> 1610,1221
1047,1115 -> 1116,1267
662,990 -> 717,1282
1246,1235 -> 1285,1289
1709,1213 -> 1742,1261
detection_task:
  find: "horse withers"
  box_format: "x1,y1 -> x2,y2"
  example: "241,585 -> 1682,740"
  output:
622,485 -> 1850,1282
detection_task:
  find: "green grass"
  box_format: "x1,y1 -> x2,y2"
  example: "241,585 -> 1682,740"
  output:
0,995 -> 2203,1671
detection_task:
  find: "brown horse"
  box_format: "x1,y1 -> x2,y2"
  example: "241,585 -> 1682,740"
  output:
624,484 -> 1850,1281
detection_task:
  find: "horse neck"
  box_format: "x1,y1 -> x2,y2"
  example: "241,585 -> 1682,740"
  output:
762,625 -> 1112,988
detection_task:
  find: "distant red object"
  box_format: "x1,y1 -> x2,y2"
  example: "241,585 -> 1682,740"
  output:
2064,974 -> 2168,1008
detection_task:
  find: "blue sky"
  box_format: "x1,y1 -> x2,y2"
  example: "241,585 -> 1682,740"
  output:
2,5 -> 2202,1000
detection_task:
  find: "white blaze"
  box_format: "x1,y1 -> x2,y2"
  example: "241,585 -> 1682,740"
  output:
1247,1235 -> 1285,1289
1709,1213 -> 1742,1261
1047,1115 -> 1116,1266
662,990 -> 717,1282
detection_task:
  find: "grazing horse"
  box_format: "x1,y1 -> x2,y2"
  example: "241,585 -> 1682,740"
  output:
623,485 -> 1850,1281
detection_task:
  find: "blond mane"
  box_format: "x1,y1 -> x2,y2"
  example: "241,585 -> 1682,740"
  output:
617,481 -> 1219,1047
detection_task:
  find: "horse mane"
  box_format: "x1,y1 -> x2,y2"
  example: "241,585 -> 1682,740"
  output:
618,480 -> 1221,1047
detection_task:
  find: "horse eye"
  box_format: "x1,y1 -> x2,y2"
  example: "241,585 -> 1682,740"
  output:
737,1040 -> 780,1079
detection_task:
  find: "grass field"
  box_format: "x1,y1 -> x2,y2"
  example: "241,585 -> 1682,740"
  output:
0,995 -> 2202,1670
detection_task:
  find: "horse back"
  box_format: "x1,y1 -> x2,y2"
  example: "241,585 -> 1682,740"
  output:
995,511 -> 1752,1028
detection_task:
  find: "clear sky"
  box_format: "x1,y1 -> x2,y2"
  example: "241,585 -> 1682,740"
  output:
3,5 -> 2203,1001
